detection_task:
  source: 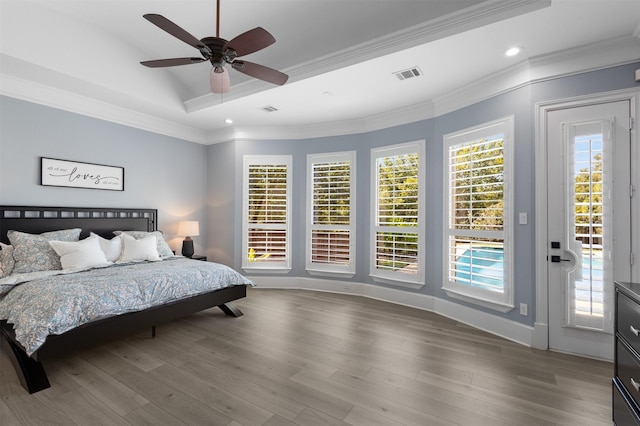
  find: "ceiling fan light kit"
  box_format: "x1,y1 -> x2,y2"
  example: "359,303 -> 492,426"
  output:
140,0 -> 288,94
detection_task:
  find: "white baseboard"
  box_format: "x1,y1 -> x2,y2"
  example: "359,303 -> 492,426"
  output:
533,322 -> 549,350
251,276 -> 534,347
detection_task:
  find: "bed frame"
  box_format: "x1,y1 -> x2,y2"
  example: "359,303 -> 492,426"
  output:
0,205 -> 246,394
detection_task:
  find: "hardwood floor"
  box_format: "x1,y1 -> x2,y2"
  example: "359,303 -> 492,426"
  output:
1,288 -> 613,425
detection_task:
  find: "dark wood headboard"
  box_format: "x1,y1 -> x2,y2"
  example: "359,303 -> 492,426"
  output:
0,206 -> 157,244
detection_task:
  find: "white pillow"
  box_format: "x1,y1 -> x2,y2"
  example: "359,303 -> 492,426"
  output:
49,235 -> 112,271
113,230 -> 174,259
90,232 -> 123,262
117,232 -> 161,263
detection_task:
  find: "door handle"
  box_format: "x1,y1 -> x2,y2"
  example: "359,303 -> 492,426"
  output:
551,255 -> 571,263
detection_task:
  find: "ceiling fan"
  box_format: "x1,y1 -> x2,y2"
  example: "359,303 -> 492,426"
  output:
140,0 -> 288,94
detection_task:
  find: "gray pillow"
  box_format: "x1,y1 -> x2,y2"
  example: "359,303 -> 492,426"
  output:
8,228 -> 82,273
113,230 -> 174,259
0,242 -> 15,278
0,283 -> 15,298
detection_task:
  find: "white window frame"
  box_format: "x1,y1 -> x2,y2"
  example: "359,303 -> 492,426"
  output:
242,155 -> 292,272
306,151 -> 356,277
370,140 -> 425,288
442,116 -> 514,312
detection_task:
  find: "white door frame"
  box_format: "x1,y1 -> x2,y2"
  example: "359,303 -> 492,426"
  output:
534,88 -> 639,352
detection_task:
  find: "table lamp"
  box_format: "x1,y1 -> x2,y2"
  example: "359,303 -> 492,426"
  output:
177,220 -> 199,258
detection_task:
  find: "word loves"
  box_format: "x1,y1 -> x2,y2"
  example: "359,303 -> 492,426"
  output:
48,167 -> 120,186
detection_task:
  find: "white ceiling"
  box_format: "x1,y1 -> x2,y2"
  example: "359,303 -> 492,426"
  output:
1,0 -> 640,144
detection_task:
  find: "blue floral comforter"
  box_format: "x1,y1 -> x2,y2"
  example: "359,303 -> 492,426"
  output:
0,258 -> 254,355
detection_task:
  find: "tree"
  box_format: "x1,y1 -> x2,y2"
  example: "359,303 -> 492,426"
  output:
312,161 -> 351,225
377,153 -> 419,225
451,138 -> 504,231
574,153 -> 603,246
375,153 -> 419,270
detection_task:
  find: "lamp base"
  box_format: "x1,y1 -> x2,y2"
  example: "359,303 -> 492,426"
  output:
181,238 -> 194,258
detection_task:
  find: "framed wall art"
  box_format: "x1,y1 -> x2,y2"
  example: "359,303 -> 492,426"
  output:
41,157 -> 124,191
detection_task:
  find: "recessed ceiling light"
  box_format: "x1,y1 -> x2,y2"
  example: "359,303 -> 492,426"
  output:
224,118 -> 233,124
505,46 -> 523,57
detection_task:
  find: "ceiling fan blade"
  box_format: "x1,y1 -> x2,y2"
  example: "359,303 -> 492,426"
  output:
232,61 -> 288,86
140,57 -> 205,68
143,14 -> 211,54
225,27 -> 275,57
210,67 -> 230,93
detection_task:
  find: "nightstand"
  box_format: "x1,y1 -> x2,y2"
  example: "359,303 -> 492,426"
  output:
189,255 -> 207,261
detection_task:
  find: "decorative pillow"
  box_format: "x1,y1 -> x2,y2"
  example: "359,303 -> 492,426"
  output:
49,235 -> 112,271
90,232 -> 123,262
113,230 -> 173,258
1,282 -> 16,298
8,228 -> 81,273
117,232 -> 161,263
0,242 -> 15,278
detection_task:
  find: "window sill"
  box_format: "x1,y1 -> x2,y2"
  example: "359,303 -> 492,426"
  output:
242,266 -> 291,274
370,274 -> 425,289
442,287 -> 514,313
307,269 -> 355,279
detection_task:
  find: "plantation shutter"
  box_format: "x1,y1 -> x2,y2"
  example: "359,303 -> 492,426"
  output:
370,141 -> 424,286
447,135 -> 505,290
243,156 -> 291,270
449,139 -> 504,231
443,117 -> 513,311
307,152 -> 355,274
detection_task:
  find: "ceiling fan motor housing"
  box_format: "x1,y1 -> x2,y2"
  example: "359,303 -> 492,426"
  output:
201,37 -> 237,68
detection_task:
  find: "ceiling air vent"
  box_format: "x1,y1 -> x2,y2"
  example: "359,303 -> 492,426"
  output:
393,67 -> 422,81
258,105 -> 279,113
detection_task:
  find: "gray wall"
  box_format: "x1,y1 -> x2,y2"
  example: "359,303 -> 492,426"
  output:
206,61 -> 640,327
206,140 -> 236,264
0,96 -> 209,255
1,62 -> 638,327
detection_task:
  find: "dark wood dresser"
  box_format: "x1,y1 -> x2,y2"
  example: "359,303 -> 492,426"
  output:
614,281 -> 640,424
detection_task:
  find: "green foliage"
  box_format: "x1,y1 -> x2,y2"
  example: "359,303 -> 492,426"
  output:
574,153 -> 603,242
373,152 -> 420,270
451,138 -> 504,230
247,247 -> 271,262
377,153 -> 419,226
248,165 -> 287,224
312,162 -> 351,225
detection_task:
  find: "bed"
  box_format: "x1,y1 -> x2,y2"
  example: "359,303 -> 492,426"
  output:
0,205 -> 253,394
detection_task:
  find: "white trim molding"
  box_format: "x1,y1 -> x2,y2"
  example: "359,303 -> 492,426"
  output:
252,276 -> 535,348
442,116 -> 515,312
3,31 -> 637,146
534,88 -> 640,351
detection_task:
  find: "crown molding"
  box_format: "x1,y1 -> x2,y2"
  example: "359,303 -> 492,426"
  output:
206,119 -> 369,145
216,36 -> 640,143
432,35 -> 640,118
2,24 -> 638,146
185,0 -> 550,113
0,60 -> 207,144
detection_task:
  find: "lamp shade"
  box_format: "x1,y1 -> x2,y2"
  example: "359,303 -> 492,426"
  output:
177,220 -> 200,237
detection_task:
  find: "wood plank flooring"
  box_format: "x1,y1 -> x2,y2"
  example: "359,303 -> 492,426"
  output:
1,288 -> 613,425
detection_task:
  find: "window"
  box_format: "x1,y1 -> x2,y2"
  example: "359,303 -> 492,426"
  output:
443,117 -> 514,311
306,151 -> 356,276
242,155 -> 291,271
370,141 -> 425,287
